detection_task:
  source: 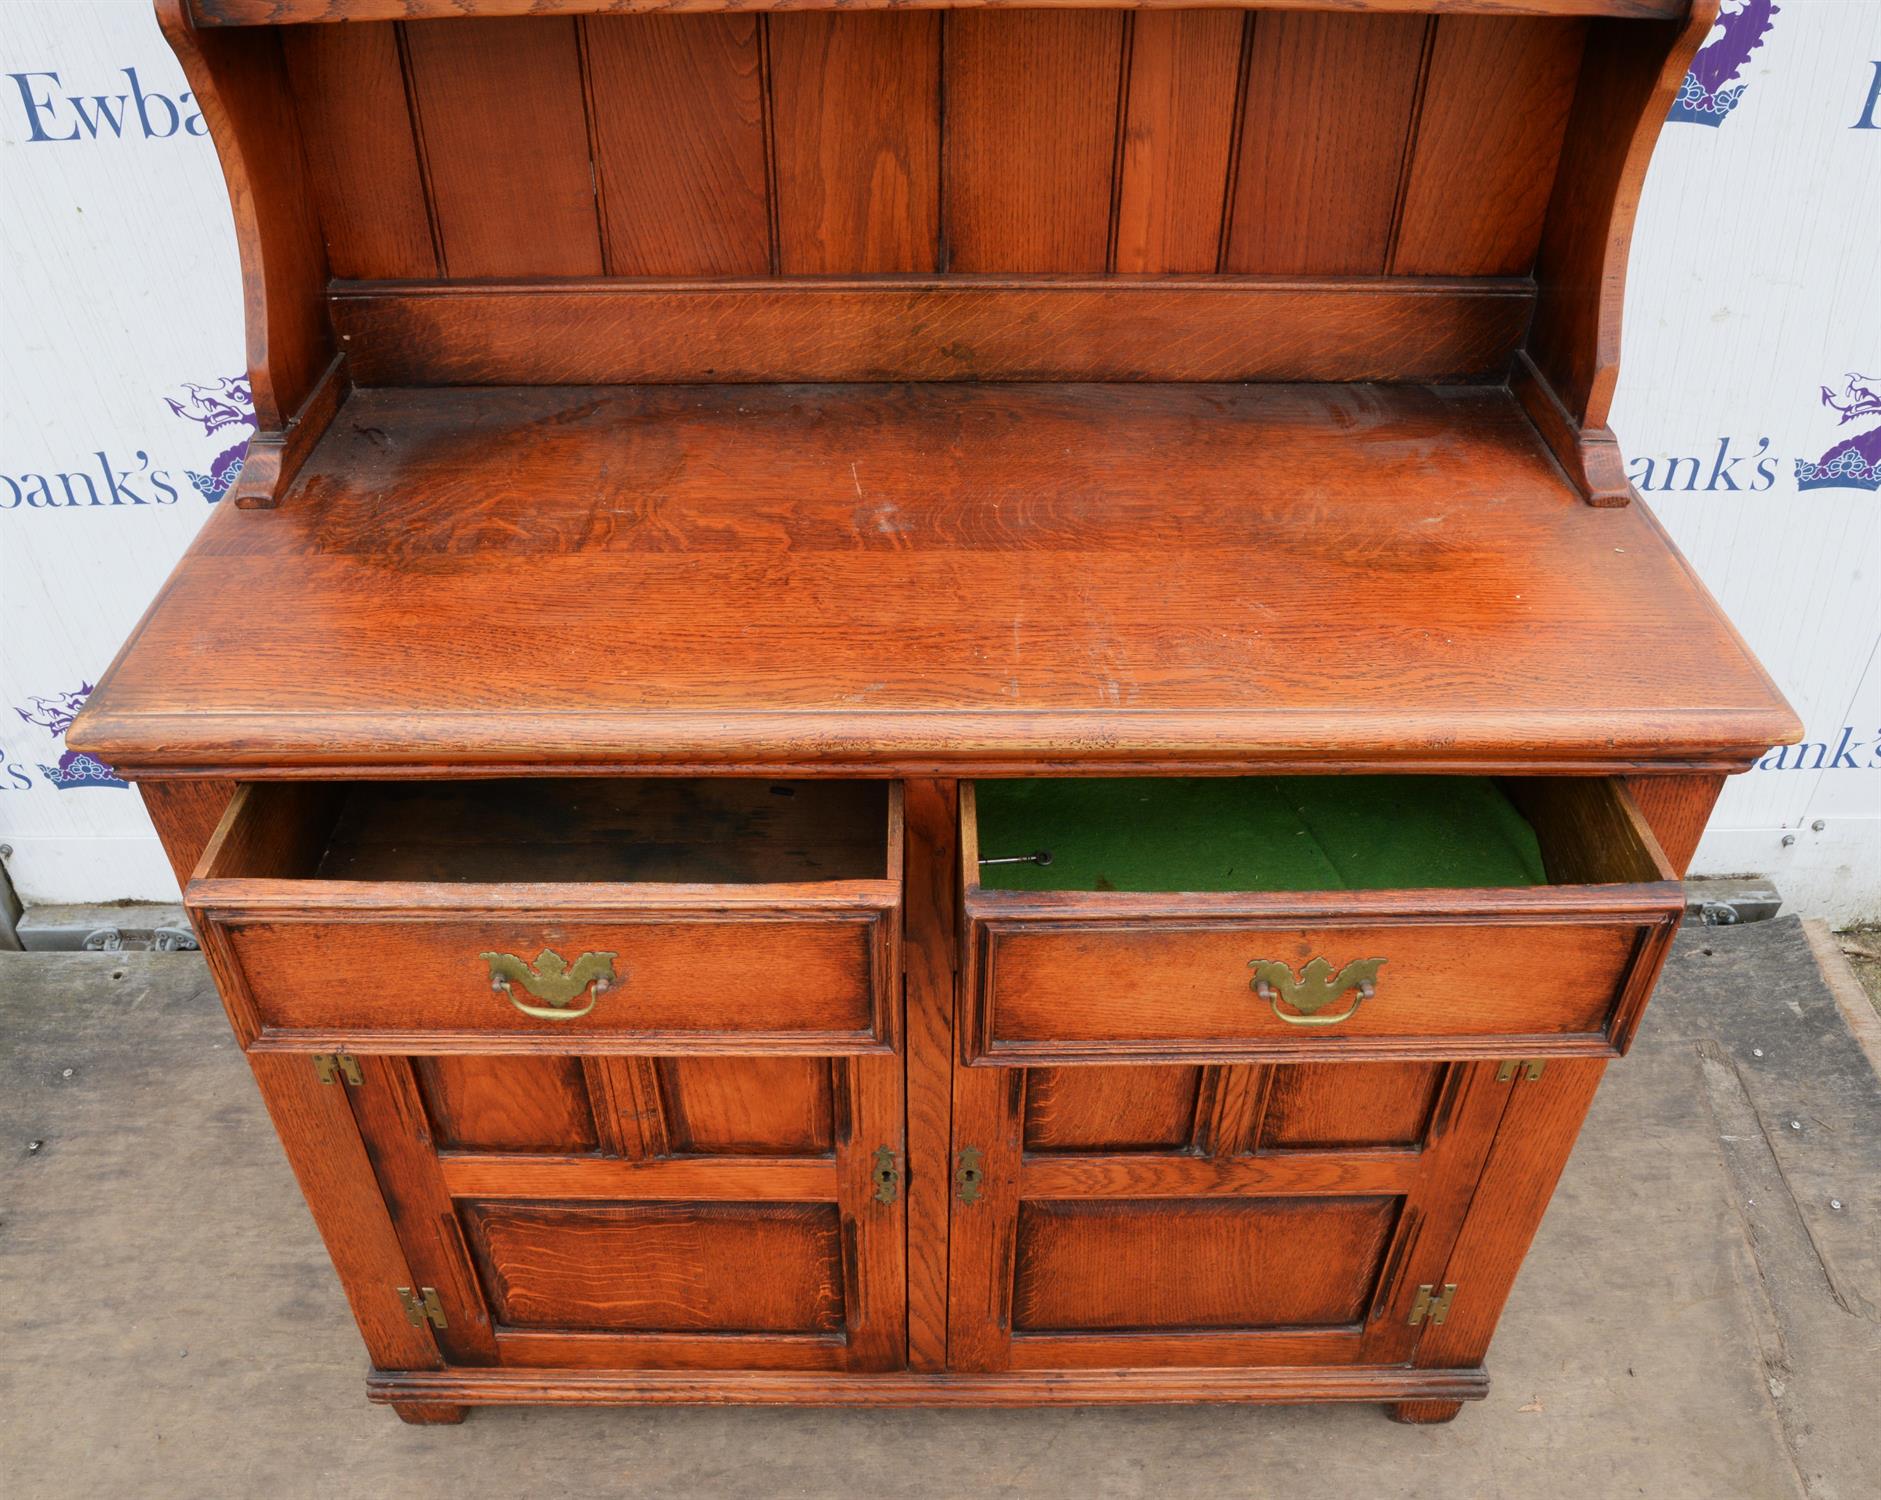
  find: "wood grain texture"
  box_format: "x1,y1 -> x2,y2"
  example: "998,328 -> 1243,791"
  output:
657,1056 -> 834,1155
243,1051 -> 443,1374
1512,346 -> 1633,506
200,0 -> 1690,23
138,778 -> 235,888
367,1362 -> 1493,1409
415,1055 -> 599,1152
346,1055 -> 501,1363
1023,1066 -> 1201,1152
1222,12 -> 1427,275
74,382 -> 1800,778
901,778 -> 958,1371
583,16 -> 770,277
1528,2 -> 1719,429
1112,13 -> 1244,274
945,12 -> 1125,273
1622,774 -> 1725,877
277,22 -> 437,278
462,1201 -> 844,1332
328,277 -> 1534,385
769,14 -> 941,274
1260,1062 -> 1445,1149
973,913 -> 1667,1060
1408,1059 -> 1607,1380
1392,16 -> 1588,276
156,0 -> 330,431
1011,1196 -> 1398,1329
401,17 -> 602,277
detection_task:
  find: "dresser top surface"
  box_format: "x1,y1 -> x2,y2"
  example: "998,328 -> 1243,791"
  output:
74,381 -> 1797,777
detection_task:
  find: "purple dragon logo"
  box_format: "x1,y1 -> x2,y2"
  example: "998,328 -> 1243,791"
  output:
14,683 -> 126,790
1796,374 -> 1881,493
165,373 -> 254,502
1670,0 -> 1779,128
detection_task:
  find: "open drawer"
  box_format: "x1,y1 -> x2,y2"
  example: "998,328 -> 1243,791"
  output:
959,777 -> 1681,1065
187,779 -> 900,1052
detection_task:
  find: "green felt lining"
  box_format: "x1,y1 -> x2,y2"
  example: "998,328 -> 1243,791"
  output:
973,778 -> 1549,894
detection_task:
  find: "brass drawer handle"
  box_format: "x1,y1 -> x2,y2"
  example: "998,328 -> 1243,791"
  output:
1250,957 -> 1384,1027
481,948 -> 617,1021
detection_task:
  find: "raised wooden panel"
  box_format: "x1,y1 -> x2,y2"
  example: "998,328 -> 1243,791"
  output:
415,1055 -> 598,1153
769,14 -> 940,275
462,1201 -> 844,1332
400,17 -> 602,277
1222,13 -> 1426,275
1260,1062 -> 1445,1149
1023,1066 -> 1201,1153
1011,1197 -> 1399,1331
278,22 -> 436,279
1113,13 -> 1243,274
583,16 -> 770,277
945,13 -> 1125,273
657,1056 -> 834,1156
1392,16 -> 1588,276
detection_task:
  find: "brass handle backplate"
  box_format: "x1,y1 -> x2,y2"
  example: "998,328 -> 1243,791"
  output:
1249,957 -> 1385,1027
481,948 -> 617,1020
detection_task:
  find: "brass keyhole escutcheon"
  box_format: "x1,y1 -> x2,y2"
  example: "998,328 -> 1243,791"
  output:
872,1146 -> 900,1205
1249,956 -> 1385,1027
481,948 -> 617,1021
955,1146 -> 985,1205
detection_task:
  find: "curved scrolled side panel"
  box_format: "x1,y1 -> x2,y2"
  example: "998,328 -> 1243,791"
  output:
1522,0 -> 1721,505
155,0 -> 339,506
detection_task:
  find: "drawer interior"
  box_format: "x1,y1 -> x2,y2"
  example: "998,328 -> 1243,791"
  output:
204,778 -> 893,885
970,776 -> 1669,894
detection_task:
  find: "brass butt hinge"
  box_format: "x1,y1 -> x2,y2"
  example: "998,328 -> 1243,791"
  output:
1496,1059 -> 1546,1083
1408,1283 -> 1458,1327
955,1146 -> 984,1205
872,1146 -> 901,1205
313,1052 -> 363,1087
396,1286 -> 448,1330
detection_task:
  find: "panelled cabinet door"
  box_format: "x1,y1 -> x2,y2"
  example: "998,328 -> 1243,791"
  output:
946,1059 -> 1513,1372
339,1051 -> 905,1372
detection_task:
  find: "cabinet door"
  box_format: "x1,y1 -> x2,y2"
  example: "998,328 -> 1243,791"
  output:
342,1051 -> 904,1372
946,1059 -> 1511,1371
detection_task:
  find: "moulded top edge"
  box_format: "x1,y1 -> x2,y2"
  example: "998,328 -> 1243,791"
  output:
189,0 -> 1689,31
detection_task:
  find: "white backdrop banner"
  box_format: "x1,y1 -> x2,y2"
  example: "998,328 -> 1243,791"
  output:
2,0 -> 1878,919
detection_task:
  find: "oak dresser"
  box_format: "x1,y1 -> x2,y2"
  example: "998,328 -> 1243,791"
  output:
72,0 -> 1800,1424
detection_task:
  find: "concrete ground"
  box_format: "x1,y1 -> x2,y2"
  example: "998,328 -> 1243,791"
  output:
2,917 -> 1877,1500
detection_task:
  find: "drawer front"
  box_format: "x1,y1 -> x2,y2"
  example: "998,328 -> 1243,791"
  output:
967,907 -> 1677,1064
201,907 -> 894,1050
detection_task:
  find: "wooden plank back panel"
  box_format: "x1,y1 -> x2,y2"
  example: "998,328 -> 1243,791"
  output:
945,13 -> 1126,273
401,17 -> 603,277
584,16 -> 770,277
1222,12 -> 1427,276
1392,16 -> 1588,276
330,279 -> 1533,386
769,14 -> 941,275
1112,13 -> 1244,274
278,22 -> 437,279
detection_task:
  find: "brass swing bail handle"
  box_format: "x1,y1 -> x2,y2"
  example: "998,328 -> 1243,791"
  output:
1249,956 -> 1385,1027
481,949 -> 618,1021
